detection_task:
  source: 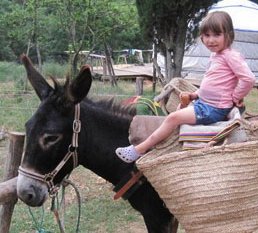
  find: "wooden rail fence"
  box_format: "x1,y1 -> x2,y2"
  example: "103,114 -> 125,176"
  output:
0,132 -> 25,233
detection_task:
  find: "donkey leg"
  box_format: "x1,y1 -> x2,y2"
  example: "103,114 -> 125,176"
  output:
145,215 -> 179,233
171,217 -> 179,233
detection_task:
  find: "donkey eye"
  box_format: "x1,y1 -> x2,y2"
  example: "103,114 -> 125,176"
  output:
39,134 -> 63,150
45,135 -> 59,143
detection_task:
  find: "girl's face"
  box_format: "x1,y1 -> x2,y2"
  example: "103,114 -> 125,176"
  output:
201,30 -> 226,53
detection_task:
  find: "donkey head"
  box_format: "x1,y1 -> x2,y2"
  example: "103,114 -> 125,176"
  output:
17,55 -> 92,206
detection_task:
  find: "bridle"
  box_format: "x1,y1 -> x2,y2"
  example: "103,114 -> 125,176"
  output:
18,104 -> 81,196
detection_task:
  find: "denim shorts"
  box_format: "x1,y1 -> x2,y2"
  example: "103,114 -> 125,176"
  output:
193,99 -> 232,125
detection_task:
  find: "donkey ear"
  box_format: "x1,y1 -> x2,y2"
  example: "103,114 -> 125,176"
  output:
68,65 -> 92,104
20,54 -> 53,100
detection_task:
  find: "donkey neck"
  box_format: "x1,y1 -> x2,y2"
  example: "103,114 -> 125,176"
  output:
77,101 -> 134,184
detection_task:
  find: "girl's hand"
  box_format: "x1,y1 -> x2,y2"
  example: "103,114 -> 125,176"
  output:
234,99 -> 244,108
179,92 -> 198,108
189,92 -> 198,100
179,92 -> 191,108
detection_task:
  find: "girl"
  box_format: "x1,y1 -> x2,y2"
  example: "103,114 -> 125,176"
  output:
116,11 -> 256,163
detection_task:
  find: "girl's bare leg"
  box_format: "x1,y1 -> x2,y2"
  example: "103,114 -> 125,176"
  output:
116,105 -> 196,163
135,106 -> 196,154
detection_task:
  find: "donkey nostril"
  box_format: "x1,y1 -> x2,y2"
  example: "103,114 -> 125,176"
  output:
27,193 -> 34,201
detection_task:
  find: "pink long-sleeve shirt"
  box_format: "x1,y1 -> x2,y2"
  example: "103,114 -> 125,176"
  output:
197,48 -> 256,108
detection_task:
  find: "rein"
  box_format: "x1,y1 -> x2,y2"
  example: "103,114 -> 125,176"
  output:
18,104 -> 81,196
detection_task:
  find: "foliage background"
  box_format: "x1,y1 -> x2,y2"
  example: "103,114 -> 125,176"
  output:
0,0 -> 149,62
2,0 -> 258,80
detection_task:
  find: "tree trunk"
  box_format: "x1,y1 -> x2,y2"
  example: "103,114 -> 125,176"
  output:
26,39 -> 31,56
36,42 -> 42,72
152,43 -> 157,92
104,43 -> 117,86
163,28 -> 176,82
166,49 -> 173,81
152,57 -> 166,86
173,20 -> 188,77
25,40 -> 32,92
72,52 -> 79,78
162,17 -> 189,81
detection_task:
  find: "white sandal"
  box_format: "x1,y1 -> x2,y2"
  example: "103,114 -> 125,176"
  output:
115,145 -> 141,163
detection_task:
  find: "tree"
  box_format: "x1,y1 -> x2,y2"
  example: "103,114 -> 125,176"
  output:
42,0 -> 141,77
0,0 -> 17,60
107,1 -> 150,50
1,0 -> 56,66
25,0 -> 43,70
136,0 -> 218,83
0,0 -> 143,67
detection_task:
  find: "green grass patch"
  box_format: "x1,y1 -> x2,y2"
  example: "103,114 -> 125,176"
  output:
10,196 -> 143,233
245,88 -> 258,113
0,62 -> 26,83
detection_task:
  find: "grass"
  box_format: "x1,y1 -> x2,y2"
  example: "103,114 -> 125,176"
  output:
0,62 -> 25,83
244,88 -> 258,113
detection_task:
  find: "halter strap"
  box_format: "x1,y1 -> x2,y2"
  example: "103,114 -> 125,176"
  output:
18,103 -> 81,196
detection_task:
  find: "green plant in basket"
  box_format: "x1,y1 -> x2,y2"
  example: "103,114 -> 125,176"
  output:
136,96 -> 165,116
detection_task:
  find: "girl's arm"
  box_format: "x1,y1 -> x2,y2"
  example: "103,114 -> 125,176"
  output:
226,51 -> 256,103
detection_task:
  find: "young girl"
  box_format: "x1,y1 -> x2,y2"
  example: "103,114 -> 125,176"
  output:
116,11 -> 256,163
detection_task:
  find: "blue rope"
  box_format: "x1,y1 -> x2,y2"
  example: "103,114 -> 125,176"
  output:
28,206 -> 52,233
27,178 -> 81,233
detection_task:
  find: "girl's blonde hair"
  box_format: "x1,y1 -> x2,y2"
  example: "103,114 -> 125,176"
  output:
200,11 -> 234,48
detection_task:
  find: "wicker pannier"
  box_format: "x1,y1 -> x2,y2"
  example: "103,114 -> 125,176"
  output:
136,140 -> 258,233
162,78 -> 198,113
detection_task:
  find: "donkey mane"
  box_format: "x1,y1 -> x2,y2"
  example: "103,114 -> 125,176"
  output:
49,75 -> 136,124
86,97 -> 136,118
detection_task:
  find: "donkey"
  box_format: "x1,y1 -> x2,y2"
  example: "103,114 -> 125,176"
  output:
16,55 -> 176,233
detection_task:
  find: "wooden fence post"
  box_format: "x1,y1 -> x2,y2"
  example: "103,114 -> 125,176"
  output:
136,77 -> 144,96
0,178 -> 17,205
0,132 -> 25,233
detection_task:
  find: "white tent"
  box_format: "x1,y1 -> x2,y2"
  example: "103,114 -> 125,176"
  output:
182,0 -> 258,79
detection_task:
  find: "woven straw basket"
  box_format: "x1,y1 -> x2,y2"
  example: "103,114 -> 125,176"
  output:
136,140 -> 258,233
163,78 -> 198,113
